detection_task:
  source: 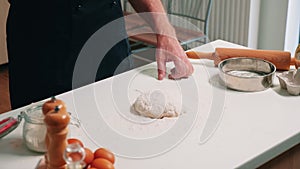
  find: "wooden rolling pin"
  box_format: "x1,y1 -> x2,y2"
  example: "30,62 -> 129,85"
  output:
186,48 -> 299,70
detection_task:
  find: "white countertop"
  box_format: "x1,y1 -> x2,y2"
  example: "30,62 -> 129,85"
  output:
1,40 -> 300,169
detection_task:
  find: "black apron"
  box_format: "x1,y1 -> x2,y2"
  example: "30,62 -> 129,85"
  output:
7,0 -> 131,109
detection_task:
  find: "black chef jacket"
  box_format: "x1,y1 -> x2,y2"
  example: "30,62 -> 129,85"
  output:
7,0 -> 131,109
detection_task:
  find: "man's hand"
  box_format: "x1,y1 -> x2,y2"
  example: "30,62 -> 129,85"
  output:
156,35 -> 194,80
128,0 -> 194,80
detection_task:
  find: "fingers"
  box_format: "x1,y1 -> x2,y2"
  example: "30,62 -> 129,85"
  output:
156,48 -> 193,80
168,68 -> 185,80
168,57 -> 193,80
156,49 -> 167,80
155,36 -> 194,80
158,64 -> 166,80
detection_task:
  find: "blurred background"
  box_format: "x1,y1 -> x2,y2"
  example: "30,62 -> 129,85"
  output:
0,0 -> 299,113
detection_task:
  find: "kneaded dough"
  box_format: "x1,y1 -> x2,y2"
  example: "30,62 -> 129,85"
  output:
133,90 -> 179,119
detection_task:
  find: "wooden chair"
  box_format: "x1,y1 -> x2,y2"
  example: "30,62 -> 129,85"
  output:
124,0 -> 213,52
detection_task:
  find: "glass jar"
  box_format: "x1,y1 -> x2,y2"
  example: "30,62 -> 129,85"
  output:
20,102 -> 81,153
20,104 -> 47,153
64,143 -> 86,169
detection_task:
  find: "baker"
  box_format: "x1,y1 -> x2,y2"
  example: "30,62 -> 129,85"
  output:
6,0 -> 194,109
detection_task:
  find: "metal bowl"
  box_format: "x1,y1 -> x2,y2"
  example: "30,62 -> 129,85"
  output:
218,57 -> 276,92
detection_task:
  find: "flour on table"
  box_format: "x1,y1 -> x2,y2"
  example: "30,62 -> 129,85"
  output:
132,90 -> 179,119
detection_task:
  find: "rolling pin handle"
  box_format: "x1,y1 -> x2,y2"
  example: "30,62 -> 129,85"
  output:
291,57 -> 295,65
290,57 -> 300,69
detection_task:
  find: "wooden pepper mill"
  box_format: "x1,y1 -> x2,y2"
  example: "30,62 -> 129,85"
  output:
42,96 -> 67,167
43,97 -> 70,169
42,96 -> 66,115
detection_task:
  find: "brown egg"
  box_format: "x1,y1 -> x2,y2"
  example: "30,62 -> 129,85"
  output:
90,158 -> 114,169
84,147 -> 94,165
67,138 -> 84,147
68,152 -> 84,162
94,148 -> 115,164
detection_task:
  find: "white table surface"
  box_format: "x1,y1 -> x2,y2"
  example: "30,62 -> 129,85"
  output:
1,40 -> 300,169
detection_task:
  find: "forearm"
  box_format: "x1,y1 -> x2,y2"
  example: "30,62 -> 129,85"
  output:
128,0 -> 193,80
128,0 -> 165,13
128,0 -> 176,38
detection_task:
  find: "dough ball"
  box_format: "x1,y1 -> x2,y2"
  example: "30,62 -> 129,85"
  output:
133,90 -> 179,119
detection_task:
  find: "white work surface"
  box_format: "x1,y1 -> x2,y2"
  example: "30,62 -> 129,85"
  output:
1,40 -> 300,169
